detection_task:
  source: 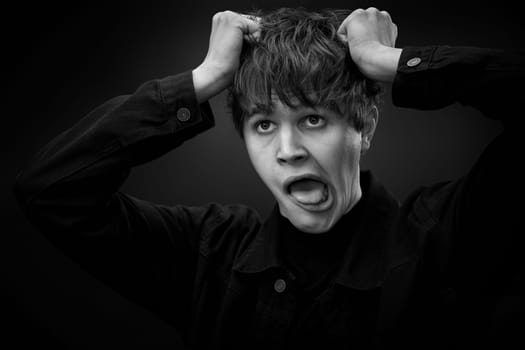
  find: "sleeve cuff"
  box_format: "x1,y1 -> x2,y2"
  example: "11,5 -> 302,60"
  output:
392,46 -> 438,109
159,71 -> 215,135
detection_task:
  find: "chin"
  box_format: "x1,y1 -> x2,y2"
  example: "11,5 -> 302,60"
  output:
286,210 -> 336,234
297,224 -> 331,234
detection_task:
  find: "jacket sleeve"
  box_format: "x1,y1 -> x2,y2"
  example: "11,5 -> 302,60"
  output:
392,46 -> 524,293
12,71 -> 248,332
393,46 -> 524,125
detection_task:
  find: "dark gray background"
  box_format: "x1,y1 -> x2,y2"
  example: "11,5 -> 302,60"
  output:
3,0 -> 523,347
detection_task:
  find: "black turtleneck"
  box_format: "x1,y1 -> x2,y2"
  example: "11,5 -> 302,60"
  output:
279,196 -> 365,297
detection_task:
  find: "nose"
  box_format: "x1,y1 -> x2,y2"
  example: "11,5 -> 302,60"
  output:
276,127 -> 308,165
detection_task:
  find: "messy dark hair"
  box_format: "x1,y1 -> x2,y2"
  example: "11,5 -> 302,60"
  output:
227,7 -> 382,138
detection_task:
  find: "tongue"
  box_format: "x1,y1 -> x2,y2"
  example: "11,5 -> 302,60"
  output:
289,180 -> 326,204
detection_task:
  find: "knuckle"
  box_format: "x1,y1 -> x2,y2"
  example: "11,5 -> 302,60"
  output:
366,7 -> 379,13
247,15 -> 260,23
349,8 -> 365,20
224,10 -> 239,20
212,12 -> 223,22
212,11 -> 236,22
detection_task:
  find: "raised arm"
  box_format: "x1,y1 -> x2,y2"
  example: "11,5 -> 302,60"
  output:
13,12 -> 261,332
339,7 -> 524,302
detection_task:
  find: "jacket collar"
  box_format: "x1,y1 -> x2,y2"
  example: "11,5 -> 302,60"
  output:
231,203 -> 283,273
232,171 -> 400,290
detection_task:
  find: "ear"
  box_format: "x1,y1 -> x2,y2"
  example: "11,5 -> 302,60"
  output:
360,106 -> 379,155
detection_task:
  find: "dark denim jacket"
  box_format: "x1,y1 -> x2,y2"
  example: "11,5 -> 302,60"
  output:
14,46 -> 524,349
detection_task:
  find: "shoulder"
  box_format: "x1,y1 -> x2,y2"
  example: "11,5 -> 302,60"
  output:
168,202 -> 263,258
389,178 -> 465,261
402,178 -> 465,229
385,179 -> 463,255
123,197 -> 262,257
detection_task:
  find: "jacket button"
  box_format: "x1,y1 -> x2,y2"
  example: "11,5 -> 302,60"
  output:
274,279 -> 286,293
176,107 -> 191,122
407,57 -> 422,67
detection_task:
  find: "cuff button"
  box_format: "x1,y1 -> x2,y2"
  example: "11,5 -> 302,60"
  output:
274,279 -> 286,293
407,57 -> 422,67
176,107 -> 191,122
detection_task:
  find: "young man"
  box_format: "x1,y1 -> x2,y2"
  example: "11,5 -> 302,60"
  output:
14,7 -> 523,350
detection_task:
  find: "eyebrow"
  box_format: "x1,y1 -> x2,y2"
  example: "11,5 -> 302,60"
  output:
245,107 -> 265,118
245,104 -> 327,119
246,103 -> 279,116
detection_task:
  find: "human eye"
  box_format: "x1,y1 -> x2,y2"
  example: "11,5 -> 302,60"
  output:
302,114 -> 326,129
255,120 -> 277,134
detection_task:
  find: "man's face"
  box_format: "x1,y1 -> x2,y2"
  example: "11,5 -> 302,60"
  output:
243,98 -> 374,233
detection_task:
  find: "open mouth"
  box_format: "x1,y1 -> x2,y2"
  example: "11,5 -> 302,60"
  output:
284,175 -> 332,211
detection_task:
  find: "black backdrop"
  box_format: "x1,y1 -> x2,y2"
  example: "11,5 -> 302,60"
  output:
3,0 -> 523,348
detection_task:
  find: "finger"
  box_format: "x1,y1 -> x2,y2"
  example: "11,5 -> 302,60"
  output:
392,22 -> 398,46
337,15 -> 351,41
243,32 -> 259,43
337,19 -> 346,42
349,8 -> 365,19
337,8 -> 364,38
239,14 -> 261,41
239,14 -> 261,33
240,14 -> 261,24
337,32 -> 347,44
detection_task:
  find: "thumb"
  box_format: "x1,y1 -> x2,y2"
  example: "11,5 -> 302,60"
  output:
337,19 -> 349,43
